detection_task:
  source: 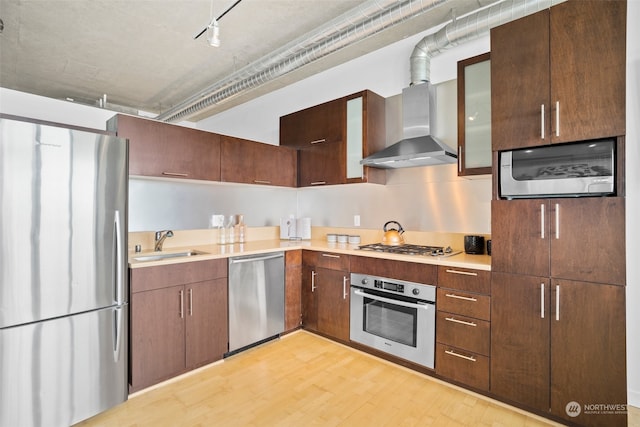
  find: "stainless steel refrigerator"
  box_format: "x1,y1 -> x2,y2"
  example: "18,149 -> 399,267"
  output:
0,115 -> 129,426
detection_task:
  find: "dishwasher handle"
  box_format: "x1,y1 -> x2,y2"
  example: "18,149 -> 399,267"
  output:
229,252 -> 284,264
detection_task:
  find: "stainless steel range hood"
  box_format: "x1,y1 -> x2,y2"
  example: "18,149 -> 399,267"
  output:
361,82 -> 457,169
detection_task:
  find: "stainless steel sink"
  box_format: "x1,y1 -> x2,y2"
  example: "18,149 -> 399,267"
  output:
133,250 -> 209,262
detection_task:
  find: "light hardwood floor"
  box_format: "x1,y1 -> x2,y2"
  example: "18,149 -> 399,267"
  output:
78,331 -> 639,426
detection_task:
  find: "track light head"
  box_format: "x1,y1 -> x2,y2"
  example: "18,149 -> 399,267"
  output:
207,19 -> 220,47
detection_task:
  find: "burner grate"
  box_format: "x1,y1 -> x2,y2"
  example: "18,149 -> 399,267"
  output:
357,243 -> 454,257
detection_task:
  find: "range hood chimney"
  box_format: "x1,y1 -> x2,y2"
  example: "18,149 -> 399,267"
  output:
361,82 -> 457,169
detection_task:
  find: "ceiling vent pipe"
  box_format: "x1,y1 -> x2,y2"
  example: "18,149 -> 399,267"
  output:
410,0 -> 566,85
157,0 -> 453,122
158,0 -> 567,123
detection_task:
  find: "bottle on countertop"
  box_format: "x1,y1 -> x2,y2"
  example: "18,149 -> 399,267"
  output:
211,214 -> 226,245
226,215 -> 236,244
236,214 -> 246,243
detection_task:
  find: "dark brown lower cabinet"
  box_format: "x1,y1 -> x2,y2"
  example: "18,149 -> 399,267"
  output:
491,273 -> 550,410
129,260 -> 228,393
301,251 -> 350,342
549,279 -> 626,426
284,250 -> 302,332
315,267 -> 350,342
130,285 -> 186,391
491,272 -> 627,426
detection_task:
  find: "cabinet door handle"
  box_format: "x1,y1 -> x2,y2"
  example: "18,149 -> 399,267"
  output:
310,181 -> 326,186
445,293 -> 477,302
555,203 -> 560,239
254,180 -> 272,184
445,317 -> 477,327
162,171 -> 189,177
189,288 -> 193,316
555,285 -> 560,321
555,101 -> 560,137
541,104 -> 545,139
343,276 -> 349,300
458,145 -> 462,173
445,269 -> 477,277
540,203 -> 545,239
322,253 -> 340,258
311,270 -> 317,292
310,139 -> 326,144
540,283 -> 545,319
179,290 -> 184,318
445,349 -> 476,362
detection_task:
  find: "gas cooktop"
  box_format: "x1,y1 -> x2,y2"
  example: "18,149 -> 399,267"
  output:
357,243 -> 462,257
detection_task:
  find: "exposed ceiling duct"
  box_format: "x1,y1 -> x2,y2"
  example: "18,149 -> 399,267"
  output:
158,0 -> 566,123
157,0 -> 453,122
409,0 -> 566,85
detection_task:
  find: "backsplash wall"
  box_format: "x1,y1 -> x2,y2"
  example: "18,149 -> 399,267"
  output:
129,167 -> 491,234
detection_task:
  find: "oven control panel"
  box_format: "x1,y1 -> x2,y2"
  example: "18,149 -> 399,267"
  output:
351,273 -> 436,303
374,279 -> 404,293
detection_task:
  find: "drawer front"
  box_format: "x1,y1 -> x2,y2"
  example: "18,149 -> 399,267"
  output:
437,266 -> 490,294
436,343 -> 489,391
436,311 -> 490,356
131,259 -> 227,293
437,288 -> 490,321
303,250 -> 350,271
350,256 -> 437,285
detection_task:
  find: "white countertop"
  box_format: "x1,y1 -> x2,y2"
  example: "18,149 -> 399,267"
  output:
129,239 -> 491,271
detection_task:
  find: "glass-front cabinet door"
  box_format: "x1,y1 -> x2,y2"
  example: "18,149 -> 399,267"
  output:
457,52 -> 492,176
346,95 -> 364,180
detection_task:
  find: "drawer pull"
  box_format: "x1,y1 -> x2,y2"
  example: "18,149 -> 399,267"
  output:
445,293 -> 477,302
310,181 -> 327,186
310,139 -> 326,144
162,171 -> 189,177
321,253 -> 340,258
445,349 -> 476,362
254,180 -> 272,184
445,317 -> 477,327
445,269 -> 477,277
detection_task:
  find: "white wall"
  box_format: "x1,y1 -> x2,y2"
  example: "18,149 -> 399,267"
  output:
625,0 -> 639,409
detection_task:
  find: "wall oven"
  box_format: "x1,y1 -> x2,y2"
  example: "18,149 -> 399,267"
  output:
350,273 -> 436,369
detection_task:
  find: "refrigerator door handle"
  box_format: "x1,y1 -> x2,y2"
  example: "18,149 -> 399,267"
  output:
114,210 -> 124,305
113,306 -> 124,362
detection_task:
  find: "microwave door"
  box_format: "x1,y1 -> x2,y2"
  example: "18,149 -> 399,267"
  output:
500,139 -> 615,199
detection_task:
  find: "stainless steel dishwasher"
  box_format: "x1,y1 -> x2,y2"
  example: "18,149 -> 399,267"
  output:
227,252 -> 285,354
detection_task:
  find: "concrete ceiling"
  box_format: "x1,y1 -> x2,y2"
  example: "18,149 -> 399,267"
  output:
0,0 -> 488,122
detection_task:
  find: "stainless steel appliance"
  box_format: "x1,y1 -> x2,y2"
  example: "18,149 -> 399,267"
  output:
361,83 -> 457,168
350,273 -> 436,368
499,138 -> 615,199
228,252 -> 285,354
357,243 -> 461,257
0,115 -> 128,426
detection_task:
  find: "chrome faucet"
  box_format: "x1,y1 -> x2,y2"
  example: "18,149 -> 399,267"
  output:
154,230 -> 173,252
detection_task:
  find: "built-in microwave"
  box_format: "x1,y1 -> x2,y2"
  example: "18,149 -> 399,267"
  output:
499,139 -> 615,199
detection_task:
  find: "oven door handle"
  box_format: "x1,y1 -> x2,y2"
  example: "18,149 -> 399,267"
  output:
353,289 -> 432,310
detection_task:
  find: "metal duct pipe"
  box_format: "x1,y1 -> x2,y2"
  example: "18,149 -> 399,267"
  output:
410,0 -> 566,84
157,0 -> 451,122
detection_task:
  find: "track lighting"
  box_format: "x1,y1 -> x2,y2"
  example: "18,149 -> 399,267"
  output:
193,0 -> 243,47
207,19 -> 220,47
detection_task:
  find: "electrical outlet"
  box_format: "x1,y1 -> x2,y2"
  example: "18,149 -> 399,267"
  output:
354,215 -> 360,227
